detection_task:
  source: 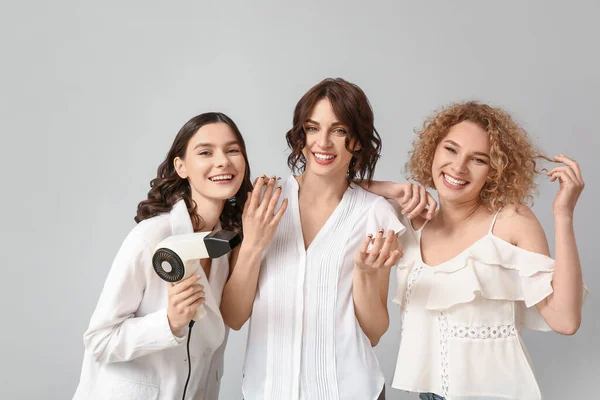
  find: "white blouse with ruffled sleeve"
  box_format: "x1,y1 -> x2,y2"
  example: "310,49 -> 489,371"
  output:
391,212 -> 588,400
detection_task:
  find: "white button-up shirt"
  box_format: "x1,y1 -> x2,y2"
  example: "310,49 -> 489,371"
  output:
73,200 -> 230,400
242,176 -> 405,400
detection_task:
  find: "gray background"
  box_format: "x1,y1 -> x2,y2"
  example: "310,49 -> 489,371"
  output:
1,1 -> 598,399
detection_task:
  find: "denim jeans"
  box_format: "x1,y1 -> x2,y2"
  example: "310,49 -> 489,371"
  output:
419,393 -> 445,400
419,393 -> 508,400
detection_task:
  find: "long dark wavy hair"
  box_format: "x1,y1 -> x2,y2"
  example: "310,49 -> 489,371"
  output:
285,78 -> 382,184
135,112 -> 252,232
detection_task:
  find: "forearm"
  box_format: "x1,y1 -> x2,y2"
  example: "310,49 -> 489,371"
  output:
354,179 -> 393,198
545,215 -> 584,332
84,308 -> 183,363
220,244 -> 263,330
352,268 -> 389,346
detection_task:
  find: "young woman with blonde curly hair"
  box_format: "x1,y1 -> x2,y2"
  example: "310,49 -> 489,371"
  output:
366,101 -> 588,400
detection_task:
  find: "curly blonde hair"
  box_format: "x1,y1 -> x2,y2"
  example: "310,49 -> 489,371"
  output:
407,101 -> 549,211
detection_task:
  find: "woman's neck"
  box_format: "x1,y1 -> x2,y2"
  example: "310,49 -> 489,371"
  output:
190,192 -> 225,232
435,197 -> 487,231
297,171 -> 349,204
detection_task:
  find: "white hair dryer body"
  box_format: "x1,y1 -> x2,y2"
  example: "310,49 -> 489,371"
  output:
152,230 -> 241,321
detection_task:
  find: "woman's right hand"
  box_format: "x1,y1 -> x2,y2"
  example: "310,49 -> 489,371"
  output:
242,175 -> 288,250
548,154 -> 585,219
167,273 -> 205,335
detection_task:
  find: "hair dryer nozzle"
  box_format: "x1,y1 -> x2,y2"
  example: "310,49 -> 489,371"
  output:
204,230 -> 242,258
152,248 -> 185,282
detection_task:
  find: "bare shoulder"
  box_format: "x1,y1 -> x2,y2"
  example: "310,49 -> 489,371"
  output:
493,204 -> 550,256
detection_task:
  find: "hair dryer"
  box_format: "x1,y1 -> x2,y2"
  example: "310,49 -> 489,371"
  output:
152,230 -> 241,321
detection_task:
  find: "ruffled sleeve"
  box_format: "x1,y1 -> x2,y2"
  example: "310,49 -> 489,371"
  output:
424,235 -> 564,331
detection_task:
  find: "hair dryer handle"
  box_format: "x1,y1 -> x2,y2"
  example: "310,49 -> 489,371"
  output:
193,304 -> 207,321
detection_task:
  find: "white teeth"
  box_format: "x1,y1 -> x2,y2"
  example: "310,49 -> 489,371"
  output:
209,174 -> 233,181
314,153 -> 335,160
443,173 -> 467,186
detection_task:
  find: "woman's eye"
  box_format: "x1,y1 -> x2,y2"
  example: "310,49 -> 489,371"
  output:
198,151 -> 211,156
473,158 -> 487,164
304,126 -> 317,132
333,128 -> 347,135
445,146 -> 457,154
227,148 -> 241,154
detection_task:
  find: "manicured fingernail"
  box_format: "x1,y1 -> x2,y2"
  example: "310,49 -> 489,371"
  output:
367,233 -> 373,238
378,228 -> 384,234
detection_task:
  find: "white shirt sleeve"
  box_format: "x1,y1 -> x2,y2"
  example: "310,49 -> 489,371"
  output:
365,197 -> 406,238
83,230 -> 185,364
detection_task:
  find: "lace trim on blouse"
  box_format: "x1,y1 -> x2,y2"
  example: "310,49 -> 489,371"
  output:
449,323 -> 517,339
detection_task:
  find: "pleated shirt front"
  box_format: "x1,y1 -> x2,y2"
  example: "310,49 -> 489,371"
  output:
242,175 -> 405,400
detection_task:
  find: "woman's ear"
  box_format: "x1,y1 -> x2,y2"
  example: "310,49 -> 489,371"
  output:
174,157 -> 188,179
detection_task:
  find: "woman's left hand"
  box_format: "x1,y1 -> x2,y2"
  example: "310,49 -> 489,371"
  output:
354,229 -> 403,274
355,180 -> 437,220
548,154 -> 585,218
392,182 -> 437,220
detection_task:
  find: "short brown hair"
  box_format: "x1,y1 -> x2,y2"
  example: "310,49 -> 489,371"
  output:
285,78 -> 382,183
407,101 -> 548,211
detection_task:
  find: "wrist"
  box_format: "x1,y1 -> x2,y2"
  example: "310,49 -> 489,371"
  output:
389,181 -> 403,198
354,265 -> 379,278
240,241 -> 266,257
374,180 -> 394,198
554,213 -> 574,224
167,315 -> 185,337
171,327 -> 185,338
